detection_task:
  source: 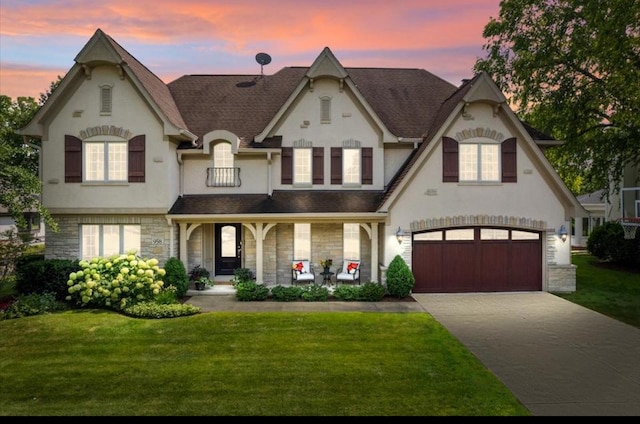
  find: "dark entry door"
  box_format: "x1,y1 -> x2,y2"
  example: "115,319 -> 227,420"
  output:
215,223 -> 241,275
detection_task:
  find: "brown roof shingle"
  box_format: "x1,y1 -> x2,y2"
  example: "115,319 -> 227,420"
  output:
168,190 -> 385,215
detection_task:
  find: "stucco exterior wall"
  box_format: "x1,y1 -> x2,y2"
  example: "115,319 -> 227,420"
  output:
41,66 -> 179,211
270,79 -> 385,191
182,153 -> 271,195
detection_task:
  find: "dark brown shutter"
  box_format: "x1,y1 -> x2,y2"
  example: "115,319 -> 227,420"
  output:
281,147 -> 293,184
442,136 -> 459,182
128,135 -> 145,182
501,137 -> 517,183
331,147 -> 342,185
362,147 -> 373,185
312,147 -> 324,185
64,135 -> 82,183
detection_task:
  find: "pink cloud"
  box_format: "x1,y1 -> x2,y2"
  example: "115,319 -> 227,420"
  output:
0,0 -> 501,99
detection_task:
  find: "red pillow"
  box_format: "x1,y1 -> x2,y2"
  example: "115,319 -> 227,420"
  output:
293,262 -> 305,274
347,262 -> 359,274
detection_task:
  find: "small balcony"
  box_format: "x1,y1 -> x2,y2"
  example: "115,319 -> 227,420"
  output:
206,167 -> 241,187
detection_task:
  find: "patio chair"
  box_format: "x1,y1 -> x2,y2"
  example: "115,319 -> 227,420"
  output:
336,259 -> 361,285
291,259 -> 315,285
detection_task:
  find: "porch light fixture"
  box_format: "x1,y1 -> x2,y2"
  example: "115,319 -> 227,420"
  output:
558,225 -> 568,243
396,226 -> 403,244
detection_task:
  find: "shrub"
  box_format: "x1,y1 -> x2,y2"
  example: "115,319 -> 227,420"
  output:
65,252 -> 167,310
333,284 -> 360,301
235,281 -> 269,301
386,255 -> 415,298
14,257 -> 80,301
154,285 -> 179,305
163,257 -> 189,298
270,285 -> 303,301
231,267 -> 254,285
0,292 -> 67,320
0,229 -> 29,282
120,301 -> 200,318
300,284 -> 329,302
587,221 -> 640,266
358,282 -> 386,301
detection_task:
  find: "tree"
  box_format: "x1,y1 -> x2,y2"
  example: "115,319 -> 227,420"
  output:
474,0 -> 640,196
0,77 -> 62,233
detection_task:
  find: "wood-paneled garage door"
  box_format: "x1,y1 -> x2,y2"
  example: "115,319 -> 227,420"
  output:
411,227 -> 542,293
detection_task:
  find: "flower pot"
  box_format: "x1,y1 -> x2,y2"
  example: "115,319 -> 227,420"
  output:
195,282 -> 206,291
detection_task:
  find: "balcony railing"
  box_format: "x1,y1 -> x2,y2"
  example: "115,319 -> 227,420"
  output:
206,167 -> 241,187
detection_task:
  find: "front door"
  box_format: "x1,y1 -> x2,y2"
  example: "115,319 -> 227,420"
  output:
215,223 -> 242,275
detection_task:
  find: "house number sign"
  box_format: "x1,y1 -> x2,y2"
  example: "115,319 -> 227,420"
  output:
151,239 -> 163,245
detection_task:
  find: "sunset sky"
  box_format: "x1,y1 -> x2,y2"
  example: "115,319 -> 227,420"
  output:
0,0 -> 502,101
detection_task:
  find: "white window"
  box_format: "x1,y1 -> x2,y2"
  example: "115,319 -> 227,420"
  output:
343,223 -> 360,260
459,143 -> 499,182
214,143 -> 233,168
343,148 -> 360,185
414,231 -> 443,241
320,96 -> 331,123
294,223 -> 311,259
84,141 -> 127,182
81,224 -> 140,259
445,228 -> 475,240
100,85 -> 112,114
480,229 -> 509,240
294,148 -> 312,185
212,142 -> 235,186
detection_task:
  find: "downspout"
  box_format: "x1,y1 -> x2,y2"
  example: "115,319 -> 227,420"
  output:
267,152 -> 272,197
176,151 -> 184,196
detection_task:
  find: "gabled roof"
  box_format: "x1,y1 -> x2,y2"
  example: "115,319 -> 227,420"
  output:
20,29 -> 193,141
97,30 -> 189,132
168,68 -> 308,145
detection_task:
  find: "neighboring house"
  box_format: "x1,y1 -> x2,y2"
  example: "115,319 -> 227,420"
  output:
19,29 -> 586,293
572,189 -> 606,248
0,207 -> 45,243
605,164 -> 640,240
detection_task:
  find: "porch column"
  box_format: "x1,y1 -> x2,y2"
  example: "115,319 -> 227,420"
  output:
179,222 -> 187,265
255,222 -> 264,282
370,222 -> 379,282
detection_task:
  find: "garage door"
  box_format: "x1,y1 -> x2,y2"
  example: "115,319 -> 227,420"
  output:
411,227 -> 542,293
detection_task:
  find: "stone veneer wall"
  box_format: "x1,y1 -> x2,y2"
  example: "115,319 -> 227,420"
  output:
45,214 -> 173,265
547,264 -> 577,292
274,223 -> 371,286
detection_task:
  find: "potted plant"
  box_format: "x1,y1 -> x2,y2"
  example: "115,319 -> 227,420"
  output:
189,265 -> 212,290
320,258 -> 333,274
194,276 -> 214,291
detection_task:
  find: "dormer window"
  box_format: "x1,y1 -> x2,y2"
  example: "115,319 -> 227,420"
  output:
100,85 -> 112,115
320,96 -> 331,124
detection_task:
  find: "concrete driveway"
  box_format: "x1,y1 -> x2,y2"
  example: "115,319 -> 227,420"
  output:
412,292 -> 640,416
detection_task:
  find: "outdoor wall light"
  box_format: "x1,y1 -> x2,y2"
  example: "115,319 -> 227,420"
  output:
396,226 -> 403,244
558,225 -> 568,243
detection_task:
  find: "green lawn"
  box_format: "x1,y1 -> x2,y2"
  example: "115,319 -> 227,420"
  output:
554,252 -> 640,329
2,251 -> 637,416
0,310 -> 529,416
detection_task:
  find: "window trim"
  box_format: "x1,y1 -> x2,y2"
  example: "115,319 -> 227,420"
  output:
343,223 -> 360,260
459,142 -> 500,183
80,224 -> 141,260
83,140 -> 128,182
294,223 -> 311,260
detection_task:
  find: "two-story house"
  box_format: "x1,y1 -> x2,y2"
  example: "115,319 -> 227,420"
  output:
20,29 -> 585,293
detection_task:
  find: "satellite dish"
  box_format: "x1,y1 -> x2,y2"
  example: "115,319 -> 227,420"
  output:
255,52 -> 272,66
255,52 -> 271,76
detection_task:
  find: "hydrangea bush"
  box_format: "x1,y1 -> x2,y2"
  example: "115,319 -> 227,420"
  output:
66,250 -> 167,310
